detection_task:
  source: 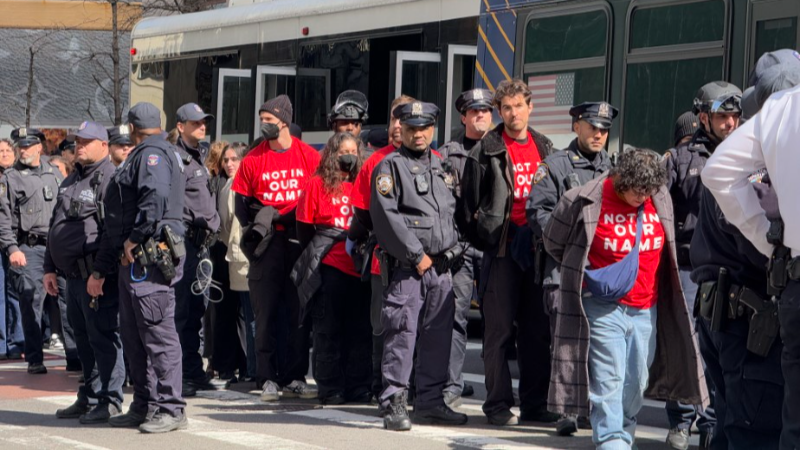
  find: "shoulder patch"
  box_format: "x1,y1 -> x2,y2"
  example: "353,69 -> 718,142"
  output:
533,163 -> 548,185
376,173 -> 393,196
147,154 -> 160,166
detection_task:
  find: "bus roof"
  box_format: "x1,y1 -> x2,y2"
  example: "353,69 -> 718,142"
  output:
131,0 -> 478,61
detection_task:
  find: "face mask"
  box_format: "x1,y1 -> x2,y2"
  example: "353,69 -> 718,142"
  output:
260,123 -> 280,141
338,154 -> 357,172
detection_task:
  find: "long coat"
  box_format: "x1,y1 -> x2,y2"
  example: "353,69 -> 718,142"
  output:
542,173 -> 709,417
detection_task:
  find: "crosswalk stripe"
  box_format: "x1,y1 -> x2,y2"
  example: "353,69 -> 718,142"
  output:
4,435 -> 112,450
188,431 -> 326,449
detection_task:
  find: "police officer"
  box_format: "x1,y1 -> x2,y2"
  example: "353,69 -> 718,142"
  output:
44,122 -> 125,424
525,101 -> 617,435
438,88 -> 492,408
104,102 -> 188,433
371,101 -> 467,431
328,90 -> 368,137
0,128 -> 63,374
108,125 -> 135,167
172,103 -> 223,395
663,81 -> 742,449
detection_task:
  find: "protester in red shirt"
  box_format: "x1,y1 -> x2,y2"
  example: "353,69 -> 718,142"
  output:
543,149 -> 704,449
294,132 -> 371,405
231,95 -> 321,402
348,95 -> 415,402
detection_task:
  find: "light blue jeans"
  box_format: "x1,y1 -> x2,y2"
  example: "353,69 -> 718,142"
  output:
583,294 -> 658,450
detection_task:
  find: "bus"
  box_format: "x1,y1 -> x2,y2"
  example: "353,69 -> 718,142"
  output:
129,0 -> 481,146
476,0 -> 800,152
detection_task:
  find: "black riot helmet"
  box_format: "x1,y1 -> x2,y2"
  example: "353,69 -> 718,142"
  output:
327,90 -> 369,129
692,81 -> 743,115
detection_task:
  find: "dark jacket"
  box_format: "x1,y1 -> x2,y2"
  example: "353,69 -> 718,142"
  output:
290,226 -> 347,309
240,205 -> 278,262
177,138 -> 220,233
459,124 -> 555,254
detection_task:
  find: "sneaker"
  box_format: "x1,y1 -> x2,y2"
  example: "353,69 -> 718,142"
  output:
80,403 -> 121,424
56,401 -> 90,419
109,409 -> 148,428
50,334 -> 64,350
413,405 -> 468,426
520,409 -> 561,423
383,392 -> 412,431
27,362 -> 47,374
556,414 -> 578,436
486,409 -> 519,426
666,428 -> 690,450
138,411 -> 188,433
282,380 -> 317,399
260,380 -> 280,402
443,391 -> 462,409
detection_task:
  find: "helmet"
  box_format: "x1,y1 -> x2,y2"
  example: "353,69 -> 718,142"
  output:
692,81 -> 742,114
327,90 -> 369,129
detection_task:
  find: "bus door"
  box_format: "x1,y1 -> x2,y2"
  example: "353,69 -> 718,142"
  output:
216,68 -> 251,143
390,51 -> 441,144
443,44 -> 477,144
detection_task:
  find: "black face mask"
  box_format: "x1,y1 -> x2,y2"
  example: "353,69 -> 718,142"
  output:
338,154 -> 357,172
260,123 -> 280,141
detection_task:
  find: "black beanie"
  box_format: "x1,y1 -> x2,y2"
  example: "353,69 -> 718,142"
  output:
673,111 -> 700,147
258,95 -> 293,125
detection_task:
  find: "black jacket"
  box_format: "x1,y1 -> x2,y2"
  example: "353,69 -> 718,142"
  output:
459,124 -> 555,253
290,226 -> 347,309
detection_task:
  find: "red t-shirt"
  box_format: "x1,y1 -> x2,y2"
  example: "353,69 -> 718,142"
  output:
231,137 -> 321,216
588,178 -> 666,309
352,145 -> 396,275
504,131 -> 542,226
296,176 -> 359,278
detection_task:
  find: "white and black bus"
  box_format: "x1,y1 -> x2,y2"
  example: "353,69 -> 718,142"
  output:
130,0 -> 480,146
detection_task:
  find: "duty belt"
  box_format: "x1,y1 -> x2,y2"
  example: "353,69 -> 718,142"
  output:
185,225 -> 218,249
699,281 -> 765,320
18,231 -> 47,247
786,256 -> 800,281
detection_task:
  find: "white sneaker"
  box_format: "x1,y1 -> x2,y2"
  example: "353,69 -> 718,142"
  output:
282,380 -> 317,399
50,334 -> 64,350
260,380 -> 279,402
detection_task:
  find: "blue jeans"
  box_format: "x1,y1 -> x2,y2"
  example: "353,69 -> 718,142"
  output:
584,295 -> 658,450
239,291 -> 256,379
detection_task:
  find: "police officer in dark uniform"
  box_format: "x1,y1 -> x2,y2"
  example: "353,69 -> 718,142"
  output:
44,122 -> 125,424
0,128 -> 63,374
104,102 -> 188,433
663,81 -> 742,449
691,174 -> 783,449
172,103 -> 223,395
437,88 -> 492,407
526,101 -> 617,435
328,90 -> 368,138
371,101 -> 468,431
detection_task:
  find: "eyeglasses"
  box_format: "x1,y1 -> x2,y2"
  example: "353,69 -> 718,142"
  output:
222,157 -> 240,163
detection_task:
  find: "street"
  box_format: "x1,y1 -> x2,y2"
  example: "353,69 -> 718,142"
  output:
0,338 -> 698,449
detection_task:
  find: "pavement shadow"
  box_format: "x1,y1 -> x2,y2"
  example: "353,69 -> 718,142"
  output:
0,409 -> 109,429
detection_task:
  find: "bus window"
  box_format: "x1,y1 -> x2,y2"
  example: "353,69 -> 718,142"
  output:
623,0 -> 727,152
522,8 -> 609,149
755,18 -> 799,63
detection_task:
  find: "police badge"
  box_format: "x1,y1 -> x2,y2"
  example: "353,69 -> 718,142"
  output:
598,102 -> 611,119
376,173 -> 393,196
533,164 -> 548,184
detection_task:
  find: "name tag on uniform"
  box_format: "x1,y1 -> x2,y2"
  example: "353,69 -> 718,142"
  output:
689,167 -> 700,176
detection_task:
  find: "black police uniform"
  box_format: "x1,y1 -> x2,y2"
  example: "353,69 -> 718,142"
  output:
690,180 -> 783,449
45,138 -> 124,416
437,88 -> 490,401
371,101 -> 465,429
0,129 -> 63,372
111,121 -> 187,425
174,136 -> 221,387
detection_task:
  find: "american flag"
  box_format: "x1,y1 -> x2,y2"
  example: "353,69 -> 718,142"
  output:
528,73 -> 575,134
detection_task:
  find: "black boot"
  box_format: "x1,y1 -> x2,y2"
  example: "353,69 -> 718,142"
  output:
383,392 -> 412,431
413,404 -> 468,426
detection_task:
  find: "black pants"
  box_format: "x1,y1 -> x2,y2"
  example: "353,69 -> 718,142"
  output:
778,280 -> 800,449
209,242 -> 246,376
10,244 -> 47,364
312,266 -> 372,400
370,275 -> 385,397
248,232 -> 309,385
173,240 -> 207,381
698,315 -> 783,449
480,248 -> 551,416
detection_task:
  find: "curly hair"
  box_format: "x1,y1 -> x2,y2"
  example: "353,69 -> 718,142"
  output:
206,140 -> 228,176
316,132 -> 365,195
610,148 -> 667,195
493,78 -> 532,108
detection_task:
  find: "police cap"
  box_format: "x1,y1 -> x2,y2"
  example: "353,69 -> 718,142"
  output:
328,90 -> 369,129
455,88 -> 493,114
108,125 -> 133,146
569,102 -> 618,130
176,103 -> 214,123
393,101 -> 439,127
750,49 -> 800,87
128,102 -> 162,129
58,138 -> 76,154
68,121 -> 109,142
10,127 -> 46,147
693,81 -> 742,114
